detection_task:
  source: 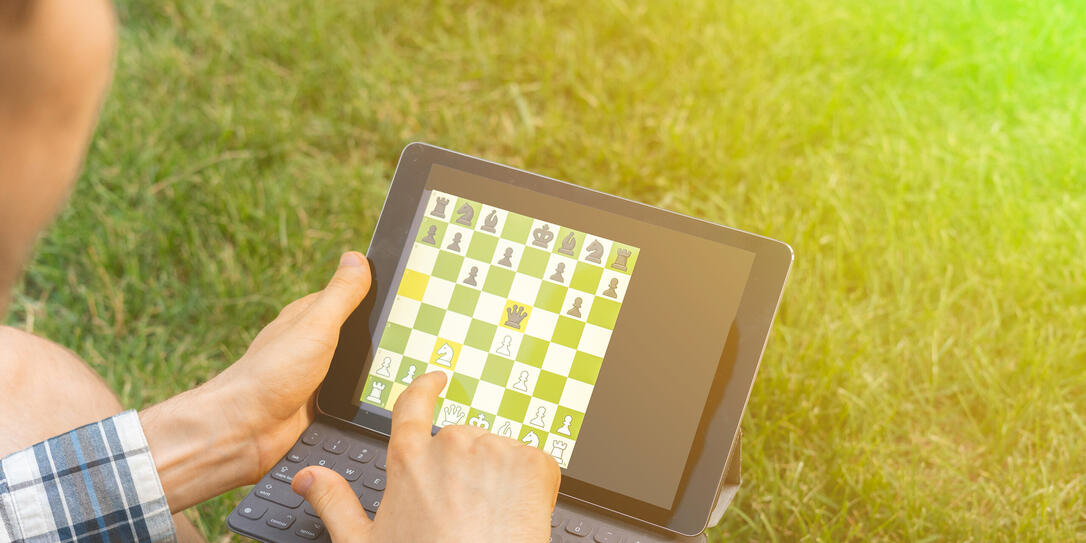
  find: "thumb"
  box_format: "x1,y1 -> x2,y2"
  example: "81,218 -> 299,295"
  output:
307,251 -> 372,327
292,466 -> 373,541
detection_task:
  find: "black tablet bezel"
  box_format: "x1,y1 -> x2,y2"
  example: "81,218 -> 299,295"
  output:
319,143 -> 792,535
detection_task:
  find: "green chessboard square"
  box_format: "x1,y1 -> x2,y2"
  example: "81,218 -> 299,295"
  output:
569,351 -> 604,384
551,406 -> 584,440
534,370 -> 567,404
534,282 -> 567,313
517,335 -> 549,367
379,323 -> 411,352
480,354 -> 514,385
466,232 -> 499,262
518,247 -> 550,276
466,408 -> 495,429
587,297 -> 621,329
501,212 -> 532,242
364,377 -> 392,406
448,284 -> 480,316
552,317 -> 585,348
432,251 -> 464,282
396,358 -> 426,383
606,243 -> 639,275
482,267 -> 515,296
552,227 -> 586,256
414,303 -> 445,335
464,319 -> 498,350
446,373 -> 479,405
498,389 -> 531,421
570,262 -> 604,293
453,198 -> 481,228
418,218 -> 448,247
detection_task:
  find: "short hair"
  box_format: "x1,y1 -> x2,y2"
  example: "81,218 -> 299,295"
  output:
0,0 -> 34,29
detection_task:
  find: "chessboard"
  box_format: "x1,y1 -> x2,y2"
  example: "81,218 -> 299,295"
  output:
360,189 -> 640,468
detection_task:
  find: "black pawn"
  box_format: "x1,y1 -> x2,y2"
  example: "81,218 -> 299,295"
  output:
421,225 -> 438,245
498,247 -> 514,267
464,266 -> 479,286
447,232 -> 463,252
567,297 -> 583,318
549,262 -> 566,282
603,278 -> 619,298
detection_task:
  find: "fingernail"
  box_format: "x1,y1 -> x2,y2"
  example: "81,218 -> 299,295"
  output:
292,470 -> 314,495
339,252 -> 363,268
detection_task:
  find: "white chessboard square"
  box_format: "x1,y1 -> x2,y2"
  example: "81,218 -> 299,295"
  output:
559,378 -> 594,412
438,311 -> 472,343
405,329 -> 437,362
425,190 -> 455,220
456,345 -> 488,379
406,243 -> 440,275
560,288 -> 594,322
545,434 -> 573,468
475,206 -> 508,235
435,398 -> 470,426
597,269 -> 627,302
422,276 -> 456,308
577,324 -> 613,358
473,380 -> 504,413
579,236 -> 613,267
507,361 -> 542,394
387,296 -> 421,328
524,308 -> 559,341
527,219 -> 560,252
492,417 -> 523,441
542,343 -> 576,375
371,349 -> 403,380
474,291 -> 507,322
509,274 -> 543,306
543,252 -> 578,286
442,224 -> 474,255
492,239 -> 523,270
458,257 -> 490,290
490,328 -> 524,359
525,396 -> 559,431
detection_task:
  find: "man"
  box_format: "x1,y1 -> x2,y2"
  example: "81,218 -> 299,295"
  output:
0,1 -> 559,542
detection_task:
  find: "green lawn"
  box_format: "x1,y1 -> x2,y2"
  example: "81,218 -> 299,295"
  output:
8,0 -> 1085,540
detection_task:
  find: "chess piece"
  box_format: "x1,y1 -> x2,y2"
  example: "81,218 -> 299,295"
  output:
376,356 -> 392,378
497,421 -> 513,437
603,278 -> 619,298
455,202 -> 475,225
505,304 -> 529,329
481,210 -> 499,233
434,342 -> 454,366
557,415 -> 573,436
549,262 -> 566,282
421,225 -> 438,245
468,414 -> 490,430
566,297 -> 583,318
401,365 -> 416,384
530,406 -> 547,428
497,335 -> 513,357
430,196 -> 449,218
497,247 -> 514,267
557,232 -> 577,256
611,248 -> 632,271
513,370 -> 530,392
550,440 -> 567,464
584,239 -> 604,263
447,232 -> 463,252
463,266 -> 479,286
441,404 -> 465,425
532,224 -> 555,248
365,381 -> 385,403
521,431 -> 540,447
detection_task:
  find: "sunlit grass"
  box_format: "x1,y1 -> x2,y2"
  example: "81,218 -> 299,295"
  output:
8,0 -> 1085,540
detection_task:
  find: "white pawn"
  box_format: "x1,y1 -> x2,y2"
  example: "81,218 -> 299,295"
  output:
496,335 -> 513,357
401,365 -> 416,384
530,406 -> 547,428
556,415 -> 573,436
513,370 -> 530,392
376,356 -> 392,378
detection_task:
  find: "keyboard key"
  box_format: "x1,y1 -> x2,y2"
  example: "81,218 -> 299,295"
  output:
594,528 -> 620,542
565,520 -> 590,537
254,481 -> 303,508
336,463 -> 363,482
324,437 -> 349,455
375,453 -> 386,471
551,513 -> 564,527
236,501 -> 267,520
271,463 -> 299,483
362,472 -> 386,491
295,518 -> 325,539
266,511 -> 296,530
349,444 -> 376,463
286,447 -> 309,463
309,454 -> 337,469
301,429 -> 321,446
361,491 -> 382,513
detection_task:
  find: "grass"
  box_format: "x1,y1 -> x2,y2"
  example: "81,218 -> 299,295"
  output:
7,0 -> 1085,540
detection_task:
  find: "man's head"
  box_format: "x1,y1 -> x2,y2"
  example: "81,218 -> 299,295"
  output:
0,0 -> 117,315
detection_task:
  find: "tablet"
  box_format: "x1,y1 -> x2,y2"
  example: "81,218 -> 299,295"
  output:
319,143 -> 792,535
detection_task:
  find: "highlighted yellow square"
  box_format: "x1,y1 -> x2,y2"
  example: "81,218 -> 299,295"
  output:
500,300 -> 533,331
430,339 -> 462,371
399,269 -> 429,301
386,382 -> 409,410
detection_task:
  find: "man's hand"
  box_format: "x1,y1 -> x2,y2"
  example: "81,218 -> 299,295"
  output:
141,251 -> 371,511
291,372 -> 561,543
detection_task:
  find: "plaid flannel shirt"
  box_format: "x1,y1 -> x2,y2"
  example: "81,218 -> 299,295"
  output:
0,411 -> 176,543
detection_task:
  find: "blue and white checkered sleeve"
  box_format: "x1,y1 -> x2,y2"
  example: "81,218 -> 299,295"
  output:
0,410 -> 177,543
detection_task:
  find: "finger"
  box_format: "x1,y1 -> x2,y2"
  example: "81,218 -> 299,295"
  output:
306,252 -> 372,328
292,466 -> 372,541
389,371 -> 446,447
